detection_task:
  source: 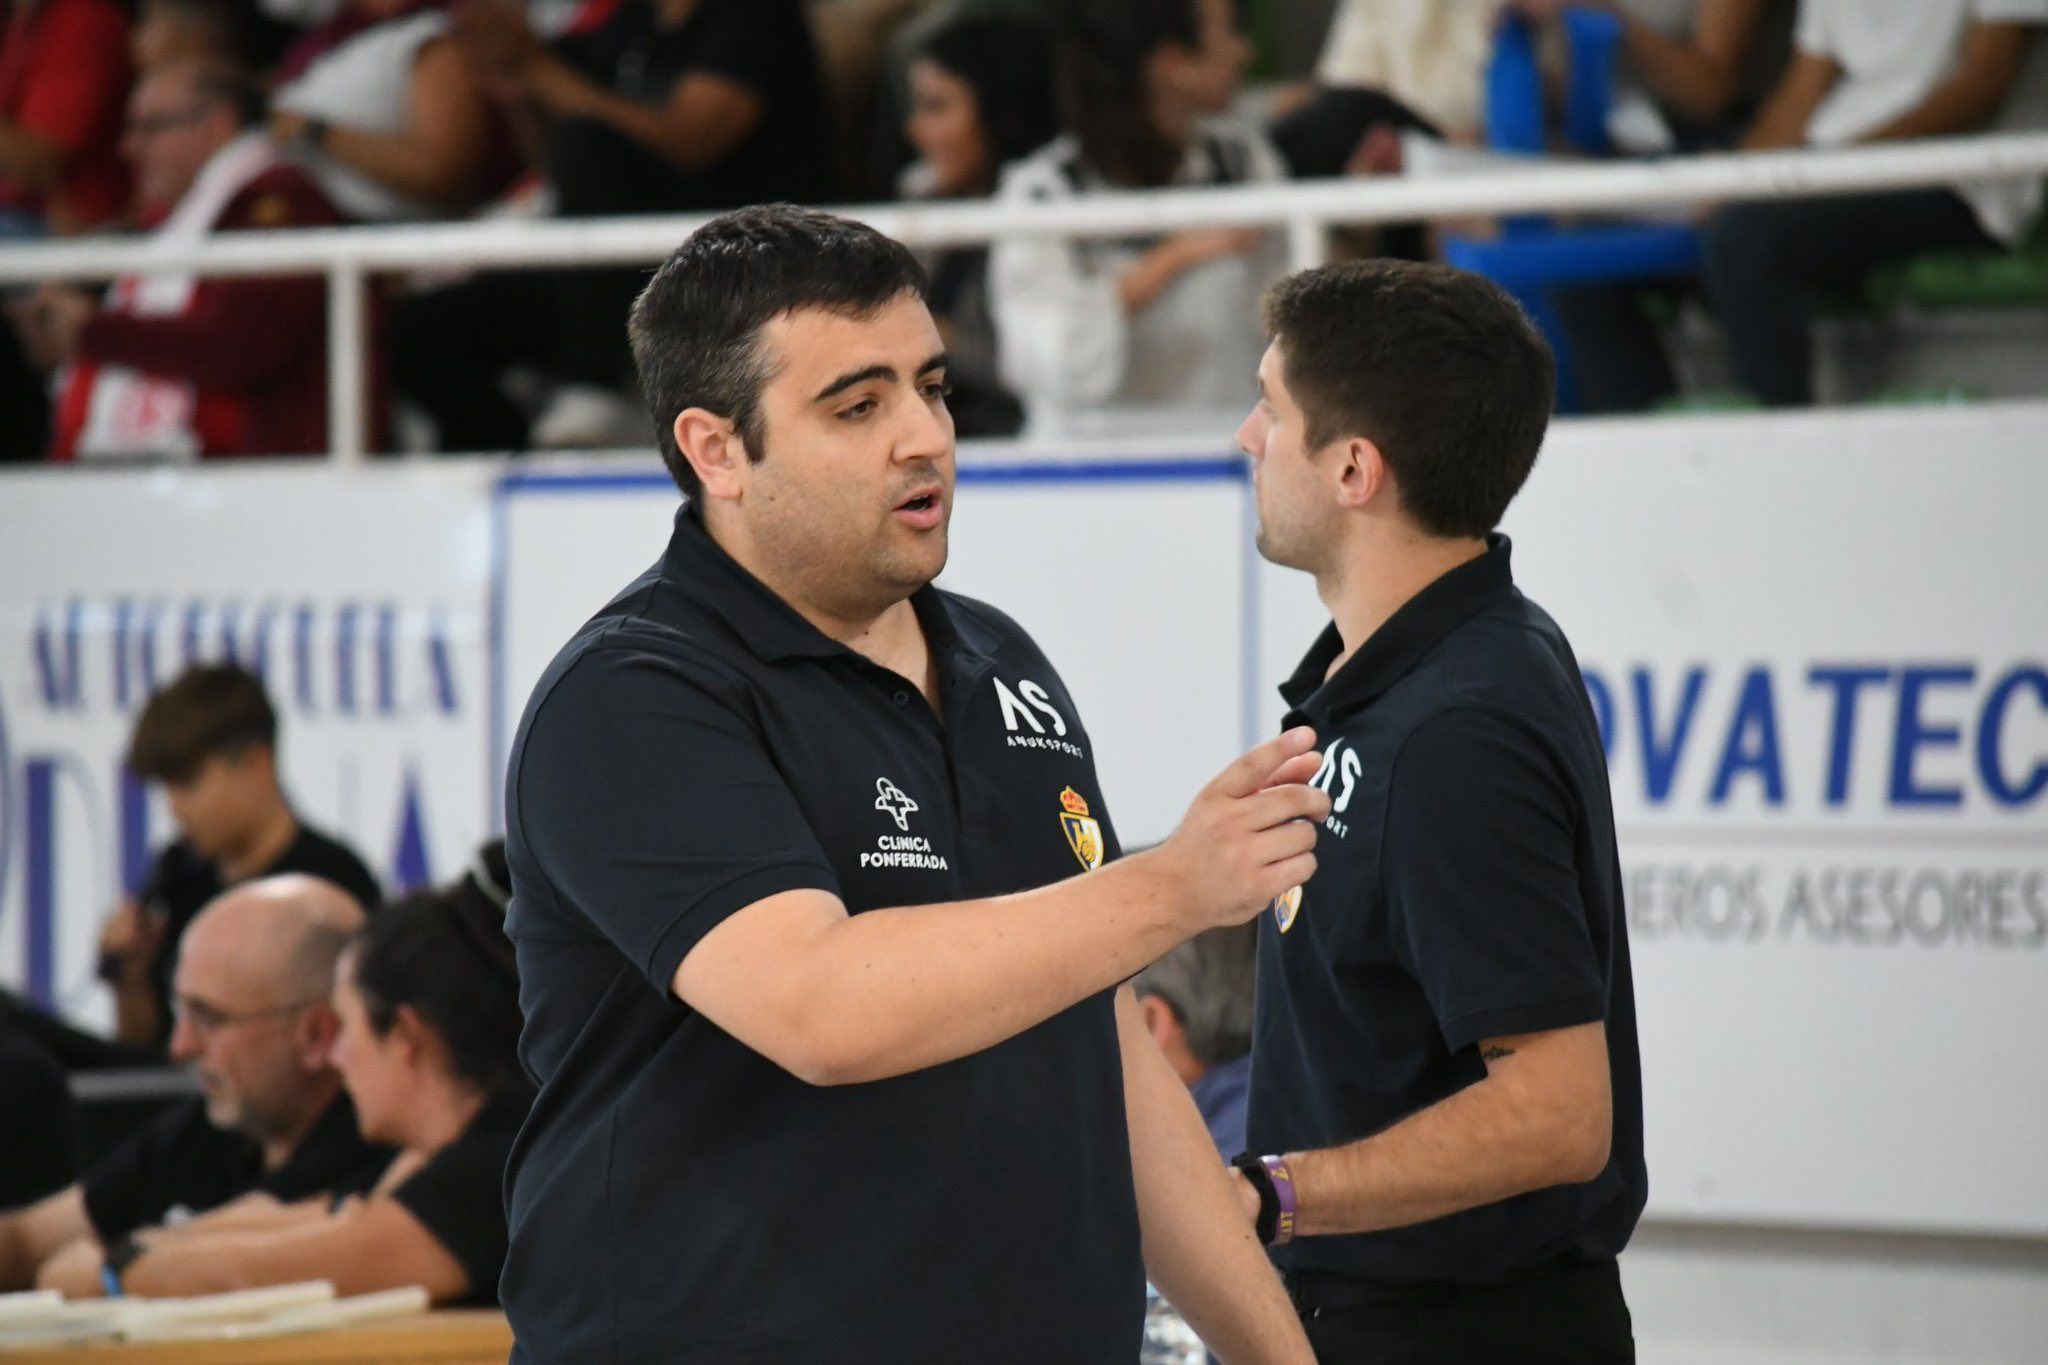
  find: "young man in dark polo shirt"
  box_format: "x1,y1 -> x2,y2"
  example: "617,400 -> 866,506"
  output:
501,205 -> 1325,1363
0,663 -> 381,1072
107,662 -> 381,1057
1229,261 -> 1648,1363
0,876 -> 392,1293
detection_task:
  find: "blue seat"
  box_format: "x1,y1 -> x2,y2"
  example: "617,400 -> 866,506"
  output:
1443,9 -> 1703,410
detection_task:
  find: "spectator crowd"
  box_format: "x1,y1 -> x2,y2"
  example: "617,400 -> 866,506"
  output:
0,661 -> 530,1308
0,0 -> 2042,459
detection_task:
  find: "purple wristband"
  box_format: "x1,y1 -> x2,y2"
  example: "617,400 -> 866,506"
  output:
1259,1154 -> 1298,1245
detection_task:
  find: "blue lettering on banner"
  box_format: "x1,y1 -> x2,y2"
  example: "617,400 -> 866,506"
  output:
1632,665 -> 1706,802
34,601 -> 83,710
1582,660 -> 2047,811
1807,665 -> 1889,806
27,596 -> 463,720
1890,666 -> 1975,808
1980,668 -> 2048,805
1710,666 -> 1785,806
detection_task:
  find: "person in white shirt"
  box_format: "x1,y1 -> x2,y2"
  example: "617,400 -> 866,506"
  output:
267,0 -> 495,223
1580,0 -> 2045,408
1709,0 -> 2048,405
988,0 -> 1285,434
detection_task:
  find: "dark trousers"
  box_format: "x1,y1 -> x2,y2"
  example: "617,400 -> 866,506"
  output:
1554,188 -> 1997,412
1291,1258 -> 1635,1364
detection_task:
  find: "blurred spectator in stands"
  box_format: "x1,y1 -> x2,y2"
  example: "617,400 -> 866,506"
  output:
0,0 -> 131,234
269,0 -> 498,223
389,0 -> 829,451
1134,922 -> 1257,1159
1268,0 -> 1482,182
811,0 -> 924,200
0,877 -> 392,1293
7,60 -> 386,460
0,1032 -> 78,1209
0,662 -> 380,1072
1578,0 -> 2048,408
110,663 -> 383,1052
899,13 -> 1059,437
131,0 -> 251,75
0,0 -> 131,460
44,849 -> 530,1307
1509,0 -> 1792,153
990,0 -> 1283,432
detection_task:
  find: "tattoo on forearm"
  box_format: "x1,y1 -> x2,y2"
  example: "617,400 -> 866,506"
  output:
1482,1045 -> 1517,1063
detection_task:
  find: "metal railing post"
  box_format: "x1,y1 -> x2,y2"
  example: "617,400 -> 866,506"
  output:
327,260 -> 367,466
1287,217 -> 1330,274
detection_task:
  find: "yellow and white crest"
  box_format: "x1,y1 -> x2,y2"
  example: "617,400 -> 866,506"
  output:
1058,787 -> 1104,871
1273,885 -> 1303,933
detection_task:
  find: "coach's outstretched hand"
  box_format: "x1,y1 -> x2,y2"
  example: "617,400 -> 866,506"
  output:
1144,726 -> 1327,930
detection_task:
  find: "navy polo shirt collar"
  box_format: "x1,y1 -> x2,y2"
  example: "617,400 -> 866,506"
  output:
1280,534 -> 1518,720
662,506 -> 991,670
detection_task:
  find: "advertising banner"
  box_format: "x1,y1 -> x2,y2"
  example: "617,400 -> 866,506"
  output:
0,464 -> 496,1033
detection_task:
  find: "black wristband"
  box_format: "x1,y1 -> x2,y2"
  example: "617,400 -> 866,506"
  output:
1232,1153 -> 1280,1245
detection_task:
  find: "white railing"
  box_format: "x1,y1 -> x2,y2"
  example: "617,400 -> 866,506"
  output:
2,132 -> 2046,464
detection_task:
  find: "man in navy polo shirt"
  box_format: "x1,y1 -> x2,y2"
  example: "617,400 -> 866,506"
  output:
1229,260 -> 1648,1363
499,205 -> 1323,1363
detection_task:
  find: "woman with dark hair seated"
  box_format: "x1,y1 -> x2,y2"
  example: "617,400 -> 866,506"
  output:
900,14 -> 1060,436
988,0 -> 1284,432
56,846 -> 530,1307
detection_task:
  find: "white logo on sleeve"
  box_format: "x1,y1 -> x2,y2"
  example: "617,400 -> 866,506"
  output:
874,777 -> 920,830
993,677 -> 1084,757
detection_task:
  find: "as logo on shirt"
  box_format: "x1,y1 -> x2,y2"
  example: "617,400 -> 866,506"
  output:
874,777 -> 920,830
1307,737 -> 1361,839
1273,885 -> 1303,933
995,677 -> 1084,758
1058,787 -> 1104,871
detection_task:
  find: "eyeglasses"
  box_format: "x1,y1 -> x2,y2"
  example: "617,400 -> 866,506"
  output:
171,995 -> 320,1039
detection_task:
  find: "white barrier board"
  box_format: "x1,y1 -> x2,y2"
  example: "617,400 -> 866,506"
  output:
3,402 -> 2043,1235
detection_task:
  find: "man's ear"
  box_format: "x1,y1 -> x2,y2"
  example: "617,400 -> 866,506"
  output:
1137,993 -> 1182,1049
297,1004 -> 341,1072
674,409 -> 750,503
1332,435 -> 1388,511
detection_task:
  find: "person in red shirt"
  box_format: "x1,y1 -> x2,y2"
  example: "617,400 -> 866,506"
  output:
14,59 -> 384,460
0,0 -> 131,234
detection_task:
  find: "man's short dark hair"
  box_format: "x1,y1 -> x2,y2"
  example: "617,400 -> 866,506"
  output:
628,204 -> 930,499
126,662 -> 278,784
1134,922 -> 1257,1067
1261,260 -> 1556,539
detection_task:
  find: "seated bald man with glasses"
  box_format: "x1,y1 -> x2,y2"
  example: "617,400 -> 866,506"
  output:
0,876 -> 395,1293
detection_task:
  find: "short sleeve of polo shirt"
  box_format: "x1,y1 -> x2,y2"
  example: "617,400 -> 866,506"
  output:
513,644 -> 841,994
1380,708 -> 1605,1053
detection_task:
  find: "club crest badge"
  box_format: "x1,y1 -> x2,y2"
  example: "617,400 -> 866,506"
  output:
1273,885 -> 1303,933
1058,787 -> 1104,871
